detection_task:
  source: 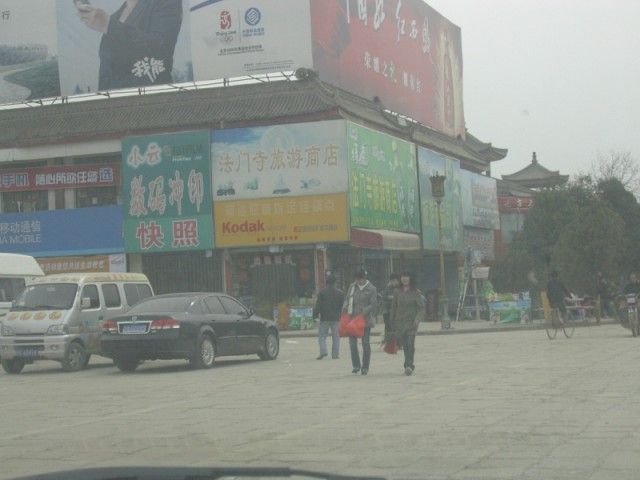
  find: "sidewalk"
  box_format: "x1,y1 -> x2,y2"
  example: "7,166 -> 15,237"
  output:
279,317 -> 618,338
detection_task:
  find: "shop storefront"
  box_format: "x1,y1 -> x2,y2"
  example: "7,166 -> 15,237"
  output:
212,120 -> 350,328
121,131 -> 218,293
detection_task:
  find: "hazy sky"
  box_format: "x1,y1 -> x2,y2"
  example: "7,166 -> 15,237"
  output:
426,0 -> 640,178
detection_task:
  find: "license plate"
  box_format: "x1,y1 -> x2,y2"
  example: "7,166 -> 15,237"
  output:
16,348 -> 42,358
122,323 -> 148,335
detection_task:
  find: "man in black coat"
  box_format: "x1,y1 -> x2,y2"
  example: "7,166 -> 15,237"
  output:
313,273 -> 345,360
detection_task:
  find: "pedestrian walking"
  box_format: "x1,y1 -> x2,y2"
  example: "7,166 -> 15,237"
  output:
382,273 -> 400,343
313,273 -> 345,360
343,268 -> 377,375
390,272 -> 425,376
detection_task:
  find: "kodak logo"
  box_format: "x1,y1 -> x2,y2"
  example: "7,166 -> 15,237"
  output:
222,220 -> 265,234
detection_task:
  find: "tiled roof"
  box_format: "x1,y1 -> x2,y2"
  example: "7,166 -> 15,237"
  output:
0,78 -> 507,169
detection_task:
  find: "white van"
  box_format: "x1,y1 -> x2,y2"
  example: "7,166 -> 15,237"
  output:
0,253 -> 45,319
0,272 -> 153,374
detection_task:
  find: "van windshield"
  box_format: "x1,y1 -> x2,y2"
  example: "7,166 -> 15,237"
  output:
12,283 -> 78,311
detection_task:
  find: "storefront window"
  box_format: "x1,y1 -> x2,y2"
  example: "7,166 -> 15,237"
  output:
230,251 -> 316,317
75,187 -> 118,208
1,190 -> 48,213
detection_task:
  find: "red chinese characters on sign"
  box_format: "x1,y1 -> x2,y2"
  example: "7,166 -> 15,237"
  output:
0,164 -> 119,192
311,0 -> 465,137
498,196 -> 534,212
172,220 -> 199,248
136,221 -> 165,250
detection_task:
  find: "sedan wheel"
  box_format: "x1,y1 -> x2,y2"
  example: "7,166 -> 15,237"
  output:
190,334 -> 215,369
259,330 -> 279,361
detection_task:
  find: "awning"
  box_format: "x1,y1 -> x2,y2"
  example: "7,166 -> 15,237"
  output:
350,229 -> 421,251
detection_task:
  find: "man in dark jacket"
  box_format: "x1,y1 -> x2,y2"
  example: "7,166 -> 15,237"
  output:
313,273 -> 345,360
547,270 -> 570,319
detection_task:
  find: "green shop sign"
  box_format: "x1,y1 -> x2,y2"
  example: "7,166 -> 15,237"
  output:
347,123 -> 419,233
122,131 -> 214,253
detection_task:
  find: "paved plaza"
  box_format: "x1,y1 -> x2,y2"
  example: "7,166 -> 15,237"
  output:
1,324 -> 639,479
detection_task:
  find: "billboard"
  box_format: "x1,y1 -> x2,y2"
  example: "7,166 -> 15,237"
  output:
0,206 -> 123,257
37,254 -> 127,274
122,131 -> 214,253
211,120 -> 348,201
347,122 -> 419,233
0,163 -> 119,192
214,193 -> 349,248
463,227 -> 495,262
0,0 -> 314,104
460,169 -> 499,230
418,146 -> 463,251
190,0 -> 312,79
55,0 -> 193,97
311,0 -> 465,138
0,1 -> 60,103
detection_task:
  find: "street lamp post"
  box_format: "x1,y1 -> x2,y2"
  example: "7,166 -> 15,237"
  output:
430,172 -> 451,330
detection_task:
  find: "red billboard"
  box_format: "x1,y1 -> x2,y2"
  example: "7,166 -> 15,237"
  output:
311,0 -> 465,138
498,196 -> 534,212
0,164 -> 119,192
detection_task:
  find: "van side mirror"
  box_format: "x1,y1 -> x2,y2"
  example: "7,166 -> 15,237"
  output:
81,297 -> 92,309
247,307 -> 254,317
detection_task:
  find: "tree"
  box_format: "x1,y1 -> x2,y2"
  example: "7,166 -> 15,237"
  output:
591,151 -> 640,195
490,239 -> 535,293
550,204 -> 626,294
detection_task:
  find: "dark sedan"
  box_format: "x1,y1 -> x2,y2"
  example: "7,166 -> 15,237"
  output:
100,293 -> 279,372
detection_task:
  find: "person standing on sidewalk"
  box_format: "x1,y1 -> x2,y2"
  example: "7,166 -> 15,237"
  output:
391,272 -> 425,376
343,268 -> 377,375
382,273 -> 400,343
312,273 -> 344,360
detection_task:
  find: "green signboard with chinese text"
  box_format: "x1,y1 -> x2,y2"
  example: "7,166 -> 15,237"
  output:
347,123 -> 419,233
122,131 -> 214,253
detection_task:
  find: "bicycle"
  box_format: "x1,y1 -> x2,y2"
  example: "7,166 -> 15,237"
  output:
546,306 -> 575,339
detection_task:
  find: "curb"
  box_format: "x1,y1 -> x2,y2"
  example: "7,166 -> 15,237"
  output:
279,319 -> 619,339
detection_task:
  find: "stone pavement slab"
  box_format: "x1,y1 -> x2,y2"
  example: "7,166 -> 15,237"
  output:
0,324 -> 638,480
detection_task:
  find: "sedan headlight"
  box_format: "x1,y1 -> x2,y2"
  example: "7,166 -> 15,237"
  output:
46,324 -> 68,336
0,323 -> 15,336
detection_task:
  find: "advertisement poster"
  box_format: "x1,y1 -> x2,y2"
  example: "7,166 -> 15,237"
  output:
311,0 -> 465,137
463,227 -> 495,262
0,163 -> 119,192
190,0 -> 312,79
37,253 -> 126,274
214,193 -> 349,248
0,206 -> 123,256
56,0 -> 193,96
460,169 -> 499,230
212,120 -> 348,201
0,0 -> 60,104
122,131 -> 214,253
418,146 -> 463,251
347,122 -> 418,233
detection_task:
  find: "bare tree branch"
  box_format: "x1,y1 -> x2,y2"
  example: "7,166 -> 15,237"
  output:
591,150 -> 640,194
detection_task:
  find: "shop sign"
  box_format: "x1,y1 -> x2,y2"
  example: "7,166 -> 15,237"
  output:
214,193 -> 349,247
0,164 -> 119,192
347,122 -> 419,233
37,254 -> 126,274
0,206 -> 123,257
418,147 -> 463,251
460,170 -> 499,229
212,120 -> 348,201
122,131 -> 214,253
463,227 -> 495,262
498,196 -> 534,212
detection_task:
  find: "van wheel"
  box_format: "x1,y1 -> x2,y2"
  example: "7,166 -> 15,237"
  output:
189,334 -> 215,369
2,358 -> 25,374
62,342 -> 87,372
114,355 -> 140,373
258,330 -> 279,360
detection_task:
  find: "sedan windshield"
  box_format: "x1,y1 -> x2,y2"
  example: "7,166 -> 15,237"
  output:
12,283 -> 78,310
127,297 -> 195,314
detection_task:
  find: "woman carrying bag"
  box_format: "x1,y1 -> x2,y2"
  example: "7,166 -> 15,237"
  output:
391,272 -> 425,376
343,268 -> 377,375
